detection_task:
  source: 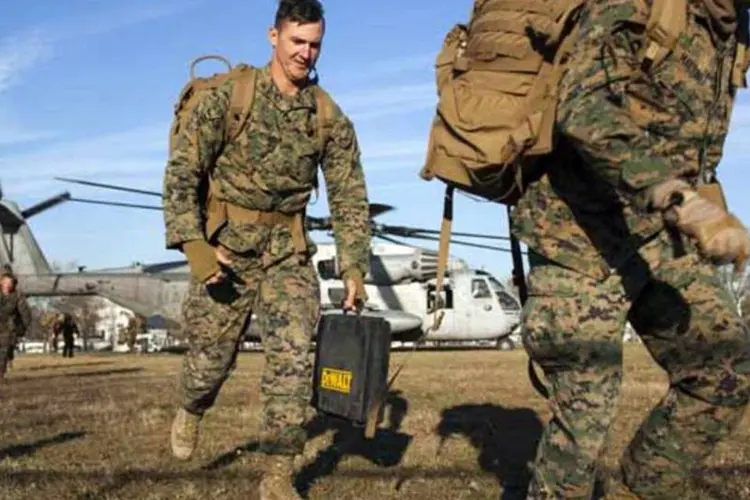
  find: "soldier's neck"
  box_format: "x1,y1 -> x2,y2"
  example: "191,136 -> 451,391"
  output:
269,60 -> 306,97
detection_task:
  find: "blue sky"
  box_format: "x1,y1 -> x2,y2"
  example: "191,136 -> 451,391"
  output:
0,0 -> 749,283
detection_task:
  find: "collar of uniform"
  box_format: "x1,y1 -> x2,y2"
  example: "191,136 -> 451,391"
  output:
257,62 -> 317,113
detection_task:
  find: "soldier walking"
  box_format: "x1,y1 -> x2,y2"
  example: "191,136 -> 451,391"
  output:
161,0 -> 371,497
506,1 -> 750,498
0,267 -> 30,379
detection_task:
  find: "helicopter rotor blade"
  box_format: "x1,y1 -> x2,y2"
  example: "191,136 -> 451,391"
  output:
373,222 -> 510,241
68,197 -> 163,211
21,191 -> 72,219
373,230 -> 523,254
55,177 -> 162,197
369,203 -> 395,219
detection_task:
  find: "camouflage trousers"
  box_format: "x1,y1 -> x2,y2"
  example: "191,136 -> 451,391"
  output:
522,233 -> 750,499
179,251 -> 320,456
0,330 -> 14,375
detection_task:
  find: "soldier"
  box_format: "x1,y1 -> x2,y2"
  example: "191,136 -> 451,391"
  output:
162,0 -> 370,497
0,268 -> 30,378
125,313 -> 146,352
509,1 -> 750,498
58,313 -> 78,358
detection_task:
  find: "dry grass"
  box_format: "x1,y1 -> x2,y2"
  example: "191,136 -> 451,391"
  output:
0,344 -> 748,499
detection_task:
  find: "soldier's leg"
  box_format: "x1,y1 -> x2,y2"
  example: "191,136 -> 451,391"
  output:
179,273 -> 260,416
0,338 -> 9,378
171,262 -> 261,460
522,256 -> 631,499
621,252 -> 750,498
254,256 -> 320,457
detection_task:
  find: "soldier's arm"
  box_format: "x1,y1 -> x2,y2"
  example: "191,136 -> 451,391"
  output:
162,84 -> 230,250
556,0 -> 679,203
319,108 -> 372,286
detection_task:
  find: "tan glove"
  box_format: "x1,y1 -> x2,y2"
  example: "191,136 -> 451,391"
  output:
649,179 -> 750,273
182,240 -> 232,283
341,268 -> 368,311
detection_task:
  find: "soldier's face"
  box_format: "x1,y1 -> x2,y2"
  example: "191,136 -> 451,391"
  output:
0,277 -> 14,295
269,19 -> 324,84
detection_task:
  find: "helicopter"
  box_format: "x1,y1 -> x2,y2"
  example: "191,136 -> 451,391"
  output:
0,177 -> 525,346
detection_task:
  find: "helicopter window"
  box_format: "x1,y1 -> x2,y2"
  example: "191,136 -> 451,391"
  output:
471,279 -> 492,299
496,291 -> 521,311
427,283 -> 453,309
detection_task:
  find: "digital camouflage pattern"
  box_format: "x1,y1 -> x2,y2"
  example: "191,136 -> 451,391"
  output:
179,251 -> 319,455
511,1 -> 750,498
163,62 -> 371,457
0,289 -> 31,374
512,0 -> 744,280
163,63 -> 371,281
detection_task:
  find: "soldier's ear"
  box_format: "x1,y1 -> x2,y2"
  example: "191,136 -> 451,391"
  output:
268,26 -> 279,49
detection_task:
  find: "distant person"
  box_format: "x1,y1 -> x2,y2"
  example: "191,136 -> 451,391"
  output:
125,314 -> 146,352
0,267 -> 30,378
56,313 -> 78,358
161,0 -> 371,496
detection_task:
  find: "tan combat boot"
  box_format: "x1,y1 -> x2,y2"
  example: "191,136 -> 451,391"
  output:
259,455 -> 302,500
170,408 -> 202,460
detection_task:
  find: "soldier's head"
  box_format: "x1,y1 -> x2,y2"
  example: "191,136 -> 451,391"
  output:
269,0 -> 325,87
0,266 -> 18,295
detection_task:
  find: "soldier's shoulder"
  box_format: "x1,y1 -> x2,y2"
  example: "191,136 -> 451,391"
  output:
314,85 -> 348,121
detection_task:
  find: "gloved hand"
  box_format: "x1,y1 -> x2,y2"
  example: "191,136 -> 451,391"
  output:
183,240 -> 232,284
342,268 -> 367,311
649,179 -> 750,273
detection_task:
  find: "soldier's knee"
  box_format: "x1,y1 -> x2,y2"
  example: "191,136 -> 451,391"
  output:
678,354 -> 750,408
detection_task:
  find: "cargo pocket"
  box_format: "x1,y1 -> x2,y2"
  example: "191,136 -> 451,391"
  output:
522,264 -> 587,372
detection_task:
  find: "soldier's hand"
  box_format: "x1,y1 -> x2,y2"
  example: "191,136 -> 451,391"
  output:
205,245 -> 233,285
650,180 -> 750,273
673,193 -> 749,273
342,269 -> 367,312
183,240 -> 225,284
343,279 -> 357,311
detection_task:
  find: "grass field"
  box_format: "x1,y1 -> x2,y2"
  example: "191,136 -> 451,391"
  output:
0,344 -> 748,499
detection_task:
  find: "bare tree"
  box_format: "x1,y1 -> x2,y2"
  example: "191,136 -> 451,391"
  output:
716,265 -> 749,318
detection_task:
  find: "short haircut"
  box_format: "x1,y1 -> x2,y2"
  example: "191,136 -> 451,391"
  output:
274,0 -> 324,28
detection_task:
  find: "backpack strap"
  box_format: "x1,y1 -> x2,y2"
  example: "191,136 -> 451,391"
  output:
311,86 -> 336,202
732,8 -> 750,89
225,65 -> 258,144
641,0 -> 687,69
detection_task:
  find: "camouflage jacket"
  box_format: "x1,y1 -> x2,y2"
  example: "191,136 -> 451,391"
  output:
0,290 -> 31,340
512,0 -> 747,280
163,63 -> 372,279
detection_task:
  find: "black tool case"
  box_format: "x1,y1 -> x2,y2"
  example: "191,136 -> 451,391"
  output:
311,311 -> 391,430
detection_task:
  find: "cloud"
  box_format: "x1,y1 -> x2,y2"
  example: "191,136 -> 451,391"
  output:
0,2 -> 201,148
0,28 -> 50,93
0,123 -> 168,198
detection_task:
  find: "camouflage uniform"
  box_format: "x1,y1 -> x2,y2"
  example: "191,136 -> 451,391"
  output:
163,63 -> 371,458
58,314 -> 78,358
124,314 -> 145,351
511,1 -> 750,498
0,289 -> 31,376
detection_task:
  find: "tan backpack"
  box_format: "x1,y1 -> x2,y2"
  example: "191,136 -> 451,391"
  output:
418,0 -> 691,331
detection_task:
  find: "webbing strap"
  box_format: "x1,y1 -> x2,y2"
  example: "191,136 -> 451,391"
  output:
364,185 -> 455,438
643,0 -> 687,67
732,8 -> 750,88
226,66 -> 257,143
